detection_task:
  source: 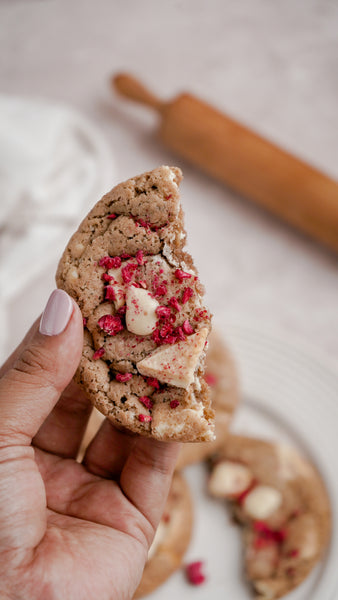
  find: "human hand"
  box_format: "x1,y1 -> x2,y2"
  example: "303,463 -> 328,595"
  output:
0,290 -> 180,600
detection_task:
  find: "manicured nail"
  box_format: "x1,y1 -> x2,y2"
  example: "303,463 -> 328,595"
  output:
39,290 -> 73,336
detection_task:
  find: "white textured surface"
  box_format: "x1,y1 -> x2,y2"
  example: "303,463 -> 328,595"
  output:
0,0 -> 337,358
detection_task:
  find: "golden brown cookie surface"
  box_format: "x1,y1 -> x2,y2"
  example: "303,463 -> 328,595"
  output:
57,166 -> 214,442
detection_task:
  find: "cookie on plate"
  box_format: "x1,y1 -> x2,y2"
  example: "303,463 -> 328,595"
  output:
208,435 -> 331,599
134,472 -> 193,598
176,330 -> 239,470
57,166 -> 214,442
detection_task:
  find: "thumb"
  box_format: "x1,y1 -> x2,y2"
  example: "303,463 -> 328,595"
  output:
0,289 -> 83,446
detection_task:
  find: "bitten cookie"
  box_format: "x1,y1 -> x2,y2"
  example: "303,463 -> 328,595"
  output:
57,166 -> 214,442
208,435 -> 331,599
134,472 -> 193,599
77,330 -> 239,464
176,330 -> 239,469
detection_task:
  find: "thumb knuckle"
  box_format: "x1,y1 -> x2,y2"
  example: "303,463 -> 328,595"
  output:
11,344 -> 55,388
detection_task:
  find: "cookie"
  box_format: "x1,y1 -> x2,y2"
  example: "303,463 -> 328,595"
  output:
176,330 -> 239,469
57,166 -> 214,442
77,330 -> 239,464
208,435 -> 331,599
134,472 -> 193,598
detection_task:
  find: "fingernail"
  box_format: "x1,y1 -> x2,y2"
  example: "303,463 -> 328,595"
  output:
39,290 -> 73,336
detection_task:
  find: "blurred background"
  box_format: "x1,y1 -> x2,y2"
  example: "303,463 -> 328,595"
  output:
1,0 -> 338,359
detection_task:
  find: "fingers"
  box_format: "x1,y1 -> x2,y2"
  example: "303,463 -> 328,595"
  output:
120,438 -> 181,528
0,290 -> 83,446
83,419 -> 137,478
33,381 -> 92,458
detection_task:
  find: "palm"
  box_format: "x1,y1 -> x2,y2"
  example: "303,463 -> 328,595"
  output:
0,381 -> 179,600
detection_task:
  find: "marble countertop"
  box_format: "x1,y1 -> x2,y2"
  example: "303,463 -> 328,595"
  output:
1,0 -> 338,360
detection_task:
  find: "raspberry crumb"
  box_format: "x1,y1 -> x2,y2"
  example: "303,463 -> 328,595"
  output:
107,213 -> 117,219
182,320 -> 194,335
170,400 -> 180,409
102,273 -> 113,282
175,327 -> 186,341
92,347 -> 105,360
121,263 -> 137,283
146,377 -> 160,389
204,373 -> 218,387
82,317 -> 87,327
181,287 -> 194,304
98,314 -> 124,336
138,414 -> 152,423
175,269 -> 192,282
99,256 -> 122,269
165,194 -> 172,200
139,396 -> 154,410
169,297 -> 181,312
185,561 -> 206,586
116,372 -> 133,383
135,250 -> 145,265
154,283 -> 167,297
156,306 -> 171,319
105,286 -> 116,301
287,549 -> 299,558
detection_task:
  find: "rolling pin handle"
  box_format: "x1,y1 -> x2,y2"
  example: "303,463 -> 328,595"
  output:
112,73 -> 164,112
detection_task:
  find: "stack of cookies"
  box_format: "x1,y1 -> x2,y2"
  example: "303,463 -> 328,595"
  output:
57,166 -> 330,599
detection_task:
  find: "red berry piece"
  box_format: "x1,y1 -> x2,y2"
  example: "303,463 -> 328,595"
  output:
98,314 -> 124,336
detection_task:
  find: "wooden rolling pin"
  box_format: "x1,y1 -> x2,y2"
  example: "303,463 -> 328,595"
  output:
113,73 -> 338,253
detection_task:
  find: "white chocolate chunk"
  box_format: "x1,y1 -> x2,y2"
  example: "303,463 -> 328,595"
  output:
107,266 -> 125,309
208,461 -> 253,498
137,328 -> 208,389
243,485 -> 282,520
126,286 -> 159,336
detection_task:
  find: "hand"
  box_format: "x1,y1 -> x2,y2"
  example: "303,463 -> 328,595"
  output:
0,290 -> 180,600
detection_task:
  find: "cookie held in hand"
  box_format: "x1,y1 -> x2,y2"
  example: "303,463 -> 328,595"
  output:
209,435 -> 331,599
57,166 -> 214,441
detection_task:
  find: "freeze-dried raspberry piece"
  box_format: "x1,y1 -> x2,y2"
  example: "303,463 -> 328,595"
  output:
182,320 -> 194,335
99,255 -> 122,269
83,317 -> 87,327
181,287 -> 194,304
115,372 -> 133,382
98,314 -> 124,336
169,297 -> 181,312
156,306 -> 171,319
139,396 -> 154,410
107,213 -> 117,219
154,283 -> 167,297
121,263 -> 138,283
145,377 -> 160,389
175,269 -> 192,282
138,414 -> 152,423
175,327 -> 186,341
170,400 -> 180,409
135,250 -> 145,265
204,372 -> 218,387
104,286 -> 116,301
185,561 -> 206,586
92,347 -> 105,360
102,273 -> 113,282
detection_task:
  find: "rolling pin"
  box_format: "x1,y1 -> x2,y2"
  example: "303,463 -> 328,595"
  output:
113,73 -> 338,253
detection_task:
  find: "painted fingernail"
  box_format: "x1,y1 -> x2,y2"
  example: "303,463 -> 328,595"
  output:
39,290 -> 73,336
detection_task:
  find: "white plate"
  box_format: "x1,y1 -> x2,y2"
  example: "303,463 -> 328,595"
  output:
149,323 -> 338,600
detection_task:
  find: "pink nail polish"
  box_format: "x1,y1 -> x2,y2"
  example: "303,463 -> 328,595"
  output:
39,290 -> 73,336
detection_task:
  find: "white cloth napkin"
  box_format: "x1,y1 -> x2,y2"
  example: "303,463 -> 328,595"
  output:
0,95 -> 115,362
